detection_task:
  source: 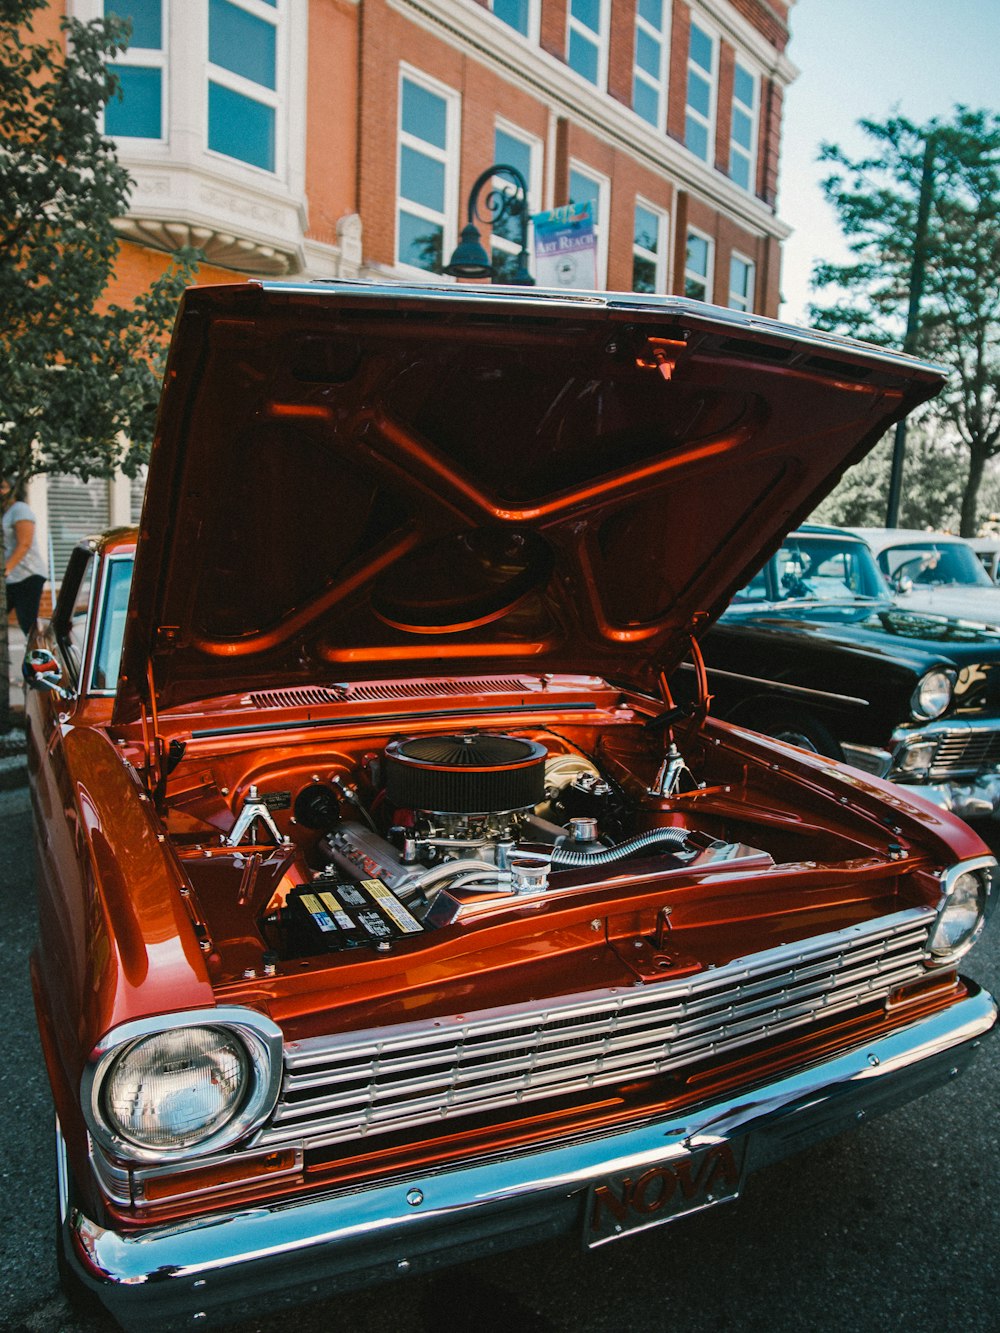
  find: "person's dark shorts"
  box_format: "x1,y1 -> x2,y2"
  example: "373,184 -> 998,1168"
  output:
7,574 -> 45,635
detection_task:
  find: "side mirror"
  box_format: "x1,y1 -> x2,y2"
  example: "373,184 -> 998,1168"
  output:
893,575 -> 913,595
23,649 -> 74,701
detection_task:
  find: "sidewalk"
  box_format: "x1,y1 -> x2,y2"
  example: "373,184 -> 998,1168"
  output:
1,623 -> 28,791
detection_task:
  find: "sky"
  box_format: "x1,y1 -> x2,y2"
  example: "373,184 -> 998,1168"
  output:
778,0 -> 1000,324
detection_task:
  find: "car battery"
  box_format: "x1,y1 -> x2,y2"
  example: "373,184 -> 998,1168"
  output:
284,876 -> 424,952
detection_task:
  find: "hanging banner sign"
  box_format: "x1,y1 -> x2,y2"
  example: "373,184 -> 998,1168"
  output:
531,202 -> 596,289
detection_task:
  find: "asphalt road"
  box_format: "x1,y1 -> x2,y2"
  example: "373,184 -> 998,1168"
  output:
3,782 -> 999,1333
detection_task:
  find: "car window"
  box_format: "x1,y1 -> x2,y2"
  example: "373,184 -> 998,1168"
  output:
91,557 -> 134,692
50,545 -> 96,684
878,541 -> 994,589
730,567 -> 770,603
771,536 -> 886,601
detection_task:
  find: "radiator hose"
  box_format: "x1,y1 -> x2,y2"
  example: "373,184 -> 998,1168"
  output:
550,825 -> 689,867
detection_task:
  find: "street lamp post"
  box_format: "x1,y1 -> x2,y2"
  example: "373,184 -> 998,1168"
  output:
443,163 -> 535,285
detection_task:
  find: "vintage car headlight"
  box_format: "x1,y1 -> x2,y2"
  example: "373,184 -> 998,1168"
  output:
926,858 -> 997,965
910,669 -> 954,721
83,1009 -> 283,1163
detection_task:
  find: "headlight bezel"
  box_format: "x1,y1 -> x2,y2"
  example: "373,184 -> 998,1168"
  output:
910,668 -> 956,722
926,856 -> 998,966
82,1008 -> 283,1165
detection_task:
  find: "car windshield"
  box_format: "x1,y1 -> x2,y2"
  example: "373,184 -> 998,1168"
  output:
876,540 -> 995,590
731,534 -> 890,605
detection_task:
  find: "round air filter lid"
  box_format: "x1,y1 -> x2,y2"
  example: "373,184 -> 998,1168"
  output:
385,733 -> 547,814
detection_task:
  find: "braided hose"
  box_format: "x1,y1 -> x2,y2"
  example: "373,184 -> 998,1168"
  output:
550,825 -> 689,867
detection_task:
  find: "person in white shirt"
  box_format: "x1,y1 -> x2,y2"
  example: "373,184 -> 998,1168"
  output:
2,476 -> 47,634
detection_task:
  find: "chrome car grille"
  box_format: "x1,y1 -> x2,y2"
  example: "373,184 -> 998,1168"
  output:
929,730 -> 1000,777
255,910 -> 933,1154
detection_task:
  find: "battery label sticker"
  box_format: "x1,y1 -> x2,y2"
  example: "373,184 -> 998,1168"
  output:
361,879 -> 424,934
298,893 -> 338,934
337,884 -> 367,907
317,893 -> 356,931
356,909 -> 392,939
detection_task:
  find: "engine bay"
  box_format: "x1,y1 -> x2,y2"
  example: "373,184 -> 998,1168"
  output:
146,674 -> 928,987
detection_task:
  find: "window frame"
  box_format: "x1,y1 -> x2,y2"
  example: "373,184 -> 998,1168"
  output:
728,250 -> 755,312
567,159 -> 610,289
632,198 -> 669,294
632,0 -> 670,131
205,0 -> 284,177
491,119 -> 543,282
566,0 -> 610,91
395,65 -> 461,279
488,0 -> 540,43
684,226 -> 715,302
684,15 -> 718,164
101,0 -> 168,145
729,56 -> 760,193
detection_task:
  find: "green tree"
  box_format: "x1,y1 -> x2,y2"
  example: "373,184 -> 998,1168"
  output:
812,417 -> 965,532
0,0 -> 199,730
809,108 -> 1000,537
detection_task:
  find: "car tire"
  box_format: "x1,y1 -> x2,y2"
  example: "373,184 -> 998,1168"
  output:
749,711 -> 844,761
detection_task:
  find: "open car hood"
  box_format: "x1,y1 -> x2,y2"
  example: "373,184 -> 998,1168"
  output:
115,281 -> 945,723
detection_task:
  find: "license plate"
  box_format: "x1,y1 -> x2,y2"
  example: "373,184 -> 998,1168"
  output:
585,1139 -> 747,1248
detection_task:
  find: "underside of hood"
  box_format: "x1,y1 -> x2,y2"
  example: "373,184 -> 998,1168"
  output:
115,281 -> 945,723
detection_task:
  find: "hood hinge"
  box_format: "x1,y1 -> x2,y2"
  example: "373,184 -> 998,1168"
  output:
139,658 -> 164,795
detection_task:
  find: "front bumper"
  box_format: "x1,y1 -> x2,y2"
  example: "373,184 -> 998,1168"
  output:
63,985 -> 996,1332
890,718 -> 1000,818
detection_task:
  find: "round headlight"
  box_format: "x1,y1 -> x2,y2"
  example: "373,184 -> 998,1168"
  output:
104,1027 -> 248,1151
911,669 -> 954,721
927,860 -> 996,964
84,1008 -> 284,1163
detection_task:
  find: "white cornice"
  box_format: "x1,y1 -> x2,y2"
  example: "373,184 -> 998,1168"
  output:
692,0 -> 799,83
115,160 -> 311,274
388,0 -> 792,241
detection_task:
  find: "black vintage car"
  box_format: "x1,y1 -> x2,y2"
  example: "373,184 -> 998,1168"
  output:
696,525 -> 1000,820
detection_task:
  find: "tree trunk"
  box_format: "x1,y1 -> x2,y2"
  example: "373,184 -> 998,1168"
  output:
0,569 -> 10,733
960,446 -> 988,537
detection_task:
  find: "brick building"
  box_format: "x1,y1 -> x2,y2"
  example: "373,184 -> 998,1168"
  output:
29,0 -> 797,583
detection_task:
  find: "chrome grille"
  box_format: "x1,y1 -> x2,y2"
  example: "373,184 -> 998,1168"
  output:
929,730 -> 1000,777
255,909 -> 933,1153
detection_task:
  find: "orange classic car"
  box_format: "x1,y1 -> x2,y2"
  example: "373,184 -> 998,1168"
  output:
26,281 -> 997,1331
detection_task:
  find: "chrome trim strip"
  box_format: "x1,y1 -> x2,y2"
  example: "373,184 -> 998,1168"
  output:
892,716 -> 1000,743
254,910 -> 933,1153
679,661 -> 869,709
62,988 -> 996,1330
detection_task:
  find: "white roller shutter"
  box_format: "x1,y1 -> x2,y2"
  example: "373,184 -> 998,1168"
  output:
47,474 -> 111,586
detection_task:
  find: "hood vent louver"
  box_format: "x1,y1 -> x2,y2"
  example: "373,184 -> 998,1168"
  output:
246,677 -> 538,710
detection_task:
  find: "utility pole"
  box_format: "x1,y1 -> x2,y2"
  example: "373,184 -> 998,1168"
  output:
885,131 -> 937,527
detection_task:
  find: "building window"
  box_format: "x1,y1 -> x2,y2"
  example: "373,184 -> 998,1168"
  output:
685,229 -> 714,301
568,163 -> 609,288
632,0 -> 669,130
104,0 -> 165,140
685,19 -> 716,162
207,0 -> 279,172
729,59 -> 759,192
632,201 -> 667,293
490,0 -> 537,40
567,0 -> 609,88
729,253 -> 755,311
492,123 -> 541,283
396,70 -> 459,275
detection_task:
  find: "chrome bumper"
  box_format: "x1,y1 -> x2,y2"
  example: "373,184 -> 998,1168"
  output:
63,986 -> 996,1332
900,773 -> 1000,820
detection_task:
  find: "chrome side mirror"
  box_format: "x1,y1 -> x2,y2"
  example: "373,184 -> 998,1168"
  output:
24,649 -> 75,701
